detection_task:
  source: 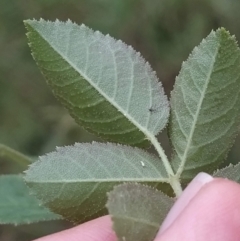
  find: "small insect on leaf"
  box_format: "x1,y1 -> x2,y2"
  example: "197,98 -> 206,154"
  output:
140,161 -> 145,167
148,106 -> 159,113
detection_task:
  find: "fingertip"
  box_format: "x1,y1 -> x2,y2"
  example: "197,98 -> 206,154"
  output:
159,172 -> 214,234
157,178 -> 240,241
34,215 -> 117,241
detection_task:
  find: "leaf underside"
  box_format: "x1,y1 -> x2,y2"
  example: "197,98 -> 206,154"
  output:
213,163 -> 240,182
25,19 -> 169,148
0,175 -> 60,225
24,142 -> 170,224
169,28 -> 240,181
107,183 -> 174,241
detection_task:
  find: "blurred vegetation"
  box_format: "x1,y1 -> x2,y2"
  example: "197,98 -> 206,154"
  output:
1,0 -> 240,240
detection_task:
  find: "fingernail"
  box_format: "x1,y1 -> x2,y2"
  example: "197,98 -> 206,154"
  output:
157,172 -> 213,236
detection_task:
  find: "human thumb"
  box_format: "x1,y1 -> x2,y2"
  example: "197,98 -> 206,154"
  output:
156,173 -> 240,241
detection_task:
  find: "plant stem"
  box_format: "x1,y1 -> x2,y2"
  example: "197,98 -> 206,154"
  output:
149,136 -> 182,197
0,144 -> 32,168
169,176 -> 183,198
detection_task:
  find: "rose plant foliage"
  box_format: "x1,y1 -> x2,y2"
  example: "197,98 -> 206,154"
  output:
1,19 -> 240,241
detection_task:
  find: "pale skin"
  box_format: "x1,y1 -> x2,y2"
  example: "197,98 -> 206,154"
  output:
35,173 -> 240,241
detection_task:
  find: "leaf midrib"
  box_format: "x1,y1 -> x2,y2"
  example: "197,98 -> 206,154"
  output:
114,215 -> 160,228
31,23 -> 154,139
176,40 -> 220,176
26,177 -> 169,184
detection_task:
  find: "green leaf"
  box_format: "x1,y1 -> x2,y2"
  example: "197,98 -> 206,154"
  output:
0,175 -> 60,225
213,163 -> 240,182
106,183 -> 174,241
169,28 -> 240,181
24,142 -> 169,224
24,19 -> 169,148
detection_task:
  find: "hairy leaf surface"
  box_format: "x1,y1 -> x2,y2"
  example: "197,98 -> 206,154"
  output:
107,183 -> 174,241
0,175 -> 60,225
25,19 -> 169,147
169,28 -> 240,181
213,163 -> 240,182
25,143 -> 169,224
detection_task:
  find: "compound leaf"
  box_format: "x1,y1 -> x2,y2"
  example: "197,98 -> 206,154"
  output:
213,163 -> 240,182
24,19 -> 169,148
24,142 -> 169,224
0,175 -> 60,225
169,28 -> 240,182
106,183 -> 174,241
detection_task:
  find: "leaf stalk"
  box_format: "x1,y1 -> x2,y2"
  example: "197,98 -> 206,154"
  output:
149,136 -> 182,197
0,144 -> 32,168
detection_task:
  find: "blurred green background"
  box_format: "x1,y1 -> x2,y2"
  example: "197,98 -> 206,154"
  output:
1,0 -> 240,240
